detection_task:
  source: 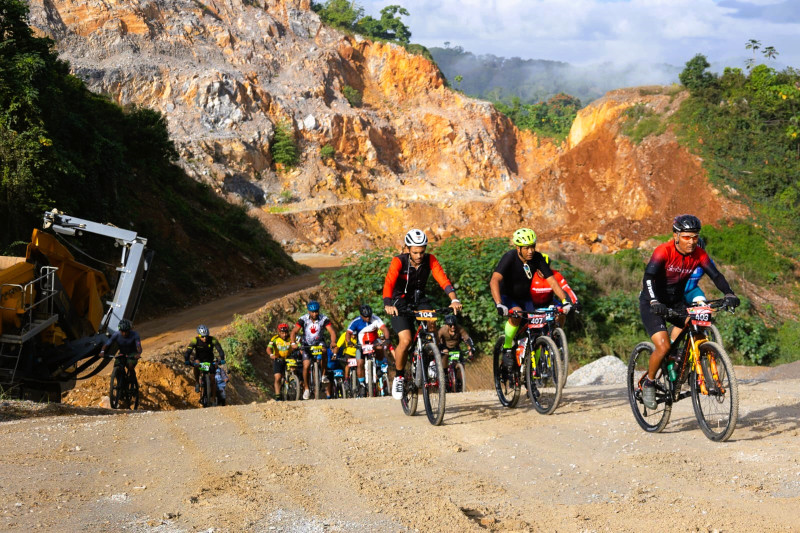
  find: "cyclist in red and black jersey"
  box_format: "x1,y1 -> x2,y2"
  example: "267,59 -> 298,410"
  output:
383,228 -> 462,399
639,214 -> 739,409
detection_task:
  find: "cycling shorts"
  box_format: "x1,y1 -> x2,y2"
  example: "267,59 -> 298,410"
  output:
273,358 -> 286,375
639,298 -> 688,337
500,294 -> 537,313
300,345 -> 327,362
389,298 -> 432,334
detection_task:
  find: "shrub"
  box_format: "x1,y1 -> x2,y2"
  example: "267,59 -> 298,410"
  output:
270,121 -> 299,168
320,144 -> 336,160
342,85 -> 362,107
621,104 -> 666,144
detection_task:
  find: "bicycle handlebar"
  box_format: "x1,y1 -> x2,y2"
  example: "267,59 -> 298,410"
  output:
659,298 -> 732,318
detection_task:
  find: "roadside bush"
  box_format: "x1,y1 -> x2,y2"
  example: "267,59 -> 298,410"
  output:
270,121 -> 299,168
621,104 -> 666,144
222,314 -> 269,381
320,144 -> 336,160
342,85 -> 362,107
715,299 -> 779,365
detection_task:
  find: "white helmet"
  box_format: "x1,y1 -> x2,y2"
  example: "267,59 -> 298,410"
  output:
404,228 -> 428,247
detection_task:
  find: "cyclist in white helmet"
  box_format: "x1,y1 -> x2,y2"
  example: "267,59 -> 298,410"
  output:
383,228 -> 462,399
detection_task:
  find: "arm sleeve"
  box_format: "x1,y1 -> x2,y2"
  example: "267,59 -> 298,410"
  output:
557,273 -> 578,304
428,255 -> 455,295
701,253 -> 733,295
642,248 -> 666,301
184,338 -> 196,358
213,338 -> 225,358
382,256 -> 403,305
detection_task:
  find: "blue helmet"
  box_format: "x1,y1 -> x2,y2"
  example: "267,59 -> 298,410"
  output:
307,300 -> 320,312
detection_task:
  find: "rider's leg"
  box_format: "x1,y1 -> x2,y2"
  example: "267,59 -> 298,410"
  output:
648,330 -> 671,380
394,329 -> 413,374
274,372 -> 282,396
302,359 -> 310,391
502,308 -> 523,349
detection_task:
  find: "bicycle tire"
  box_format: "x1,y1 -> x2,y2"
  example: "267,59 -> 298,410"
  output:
366,359 -> 375,398
109,366 -> 122,409
380,375 -> 390,397
708,324 -> 723,347
525,336 -> 562,415
422,342 -> 446,426
691,342 -> 738,442
627,341 -> 671,433
312,363 -> 321,400
493,337 -> 521,408
553,327 -> 569,388
286,374 -> 300,401
454,363 -> 466,393
202,373 -> 214,407
127,373 -> 139,410
336,378 -> 348,399
401,360 -> 418,416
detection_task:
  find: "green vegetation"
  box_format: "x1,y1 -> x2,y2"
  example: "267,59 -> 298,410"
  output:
493,94 -> 581,141
341,85 -> 362,107
0,0 -> 298,313
270,121 -> 299,169
621,103 -> 666,143
320,144 -> 336,160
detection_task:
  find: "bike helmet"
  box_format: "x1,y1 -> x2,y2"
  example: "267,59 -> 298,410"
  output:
444,315 -> 458,327
277,323 -> 290,332
512,228 -> 537,247
359,304 -> 372,317
672,214 -> 701,233
404,228 -> 428,247
197,324 -> 209,336
118,319 -> 132,332
307,300 -> 320,312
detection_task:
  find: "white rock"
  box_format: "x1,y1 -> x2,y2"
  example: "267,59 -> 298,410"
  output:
303,114 -> 317,130
566,355 -> 627,387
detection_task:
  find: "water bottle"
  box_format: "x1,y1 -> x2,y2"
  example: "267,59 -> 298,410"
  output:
667,362 -> 677,382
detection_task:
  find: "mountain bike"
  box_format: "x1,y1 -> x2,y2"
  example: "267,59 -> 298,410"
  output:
363,340 -> 390,397
493,309 -> 562,414
329,357 -> 349,399
303,343 -> 324,400
627,299 -> 738,442
443,349 -> 467,393
400,307 -> 453,426
346,355 -> 362,398
194,360 -> 219,408
108,354 -> 139,410
279,356 -> 301,401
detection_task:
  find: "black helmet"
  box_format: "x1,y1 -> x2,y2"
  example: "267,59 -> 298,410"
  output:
444,315 -> 457,327
118,319 -> 132,332
672,214 -> 701,233
359,304 -> 372,317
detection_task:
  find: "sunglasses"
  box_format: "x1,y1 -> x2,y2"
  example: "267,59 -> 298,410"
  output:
522,262 -> 532,279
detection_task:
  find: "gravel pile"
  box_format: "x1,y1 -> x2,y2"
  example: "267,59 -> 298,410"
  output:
566,355 -> 628,387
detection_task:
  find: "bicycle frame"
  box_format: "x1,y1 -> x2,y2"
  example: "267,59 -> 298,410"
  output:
512,307 -> 559,367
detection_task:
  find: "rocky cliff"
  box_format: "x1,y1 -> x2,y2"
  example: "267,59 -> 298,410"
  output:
28,0 -> 745,253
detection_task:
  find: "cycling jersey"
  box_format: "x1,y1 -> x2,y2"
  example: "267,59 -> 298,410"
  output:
336,332 -> 358,357
103,331 -> 142,356
185,335 -> 225,363
346,314 -> 385,345
437,325 -> 472,351
493,250 -> 554,302
641,240 -> 732,305
382,253 -> 454,306
295,313 -> 331,345
268,335 -> 292,359
530,270 -> 578,306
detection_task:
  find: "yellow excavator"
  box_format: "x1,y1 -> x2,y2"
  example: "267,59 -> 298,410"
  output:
0,211 -> 153,401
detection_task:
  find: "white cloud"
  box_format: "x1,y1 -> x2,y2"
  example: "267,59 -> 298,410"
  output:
360,0 -> 800,68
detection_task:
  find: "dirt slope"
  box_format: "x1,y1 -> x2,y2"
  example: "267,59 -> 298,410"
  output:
2,379 -> 799,532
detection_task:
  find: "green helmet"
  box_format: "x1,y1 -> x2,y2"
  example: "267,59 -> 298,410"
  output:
512,228 -> 537,247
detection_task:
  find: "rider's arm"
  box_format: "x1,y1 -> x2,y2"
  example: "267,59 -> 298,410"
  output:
428,254 -> 455,297
184,337 -> 196,362
642,247 -> 667,302
558,274 -> 579,304
379,324 -> 391,342
212,337 -> 225,361
290,323 -> 301,346
382,256 -> 403,306
700,253 -> 734,296
325,322 -> 337,347
545,275 -> 568,302
266,341 -> 275,358
344,330 -> 354,346
133,332 -> 143,357
489,271 -> 504,304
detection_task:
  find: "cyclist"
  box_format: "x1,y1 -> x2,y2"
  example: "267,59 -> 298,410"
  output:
99,318 -> 142,384
344,304 -> 391,396
437,314 -> 475,363
267,323 -> 293,399
489,228 -> 571,368
383,228 -> 462,399
529,253 -> 580,326
639,215 -> 739,409
290,301 -> 337,400
683,238 -> 713,304
215,365 -> 229,406
184,324 -> 226,395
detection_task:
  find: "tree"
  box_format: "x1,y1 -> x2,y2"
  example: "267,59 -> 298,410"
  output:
315,0 -> 363,30
454,75 -> 463,90
763,46 -> 779,60
679,54 -> 717,93
270,121 -> 299,168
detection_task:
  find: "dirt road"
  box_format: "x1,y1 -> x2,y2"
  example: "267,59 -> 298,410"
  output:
3,376 -> 799,532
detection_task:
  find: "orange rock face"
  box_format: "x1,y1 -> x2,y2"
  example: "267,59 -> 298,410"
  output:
28,0 -> 745,254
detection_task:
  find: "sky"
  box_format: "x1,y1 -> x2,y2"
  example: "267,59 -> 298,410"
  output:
360,0 -> 800,70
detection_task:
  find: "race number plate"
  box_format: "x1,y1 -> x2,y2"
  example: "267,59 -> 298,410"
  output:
362,344 -> 374,355
199,362 -> 211,372
688,305 -> 713,327
348,358 -> 358,368
449,351 -> 461,362
526,314 -> 547,329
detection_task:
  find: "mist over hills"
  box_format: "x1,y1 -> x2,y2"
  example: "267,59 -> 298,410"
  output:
429,45 -> 681,105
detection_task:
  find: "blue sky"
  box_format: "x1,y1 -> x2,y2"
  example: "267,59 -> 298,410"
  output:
360,0 -> 800,69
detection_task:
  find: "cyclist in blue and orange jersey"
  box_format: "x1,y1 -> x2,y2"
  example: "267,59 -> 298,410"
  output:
290,301 -> 337,400
100,319 -> 143,383
383,229 -> 462,400
639,215 -> 739,409
683,238 -> 715,304
489,229 -> 571,368
344,304 -> 391,396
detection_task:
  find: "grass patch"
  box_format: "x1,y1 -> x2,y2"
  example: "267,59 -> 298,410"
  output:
621,104 -> 666,143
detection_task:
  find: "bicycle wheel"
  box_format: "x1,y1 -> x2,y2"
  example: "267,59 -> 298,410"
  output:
422,342 -> 446,426
286,374 -> 300,401
707,325 -> 723,346
691,342 -> 738,442
109,366 -> 122,409
525,336 -> 562,415
627,342 -> 672,433
127,373 -> 139,410
454,363 -> 466,393
349,369 -> 360,398
380,374 -> 390,397
401,360 -> 418,416
202,374 -> 214,407
337,378 -> 348,399
493,337 -> 521,408
366,359 -> 375,398
552,328 -> 569,388
311,363 -> 321,400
